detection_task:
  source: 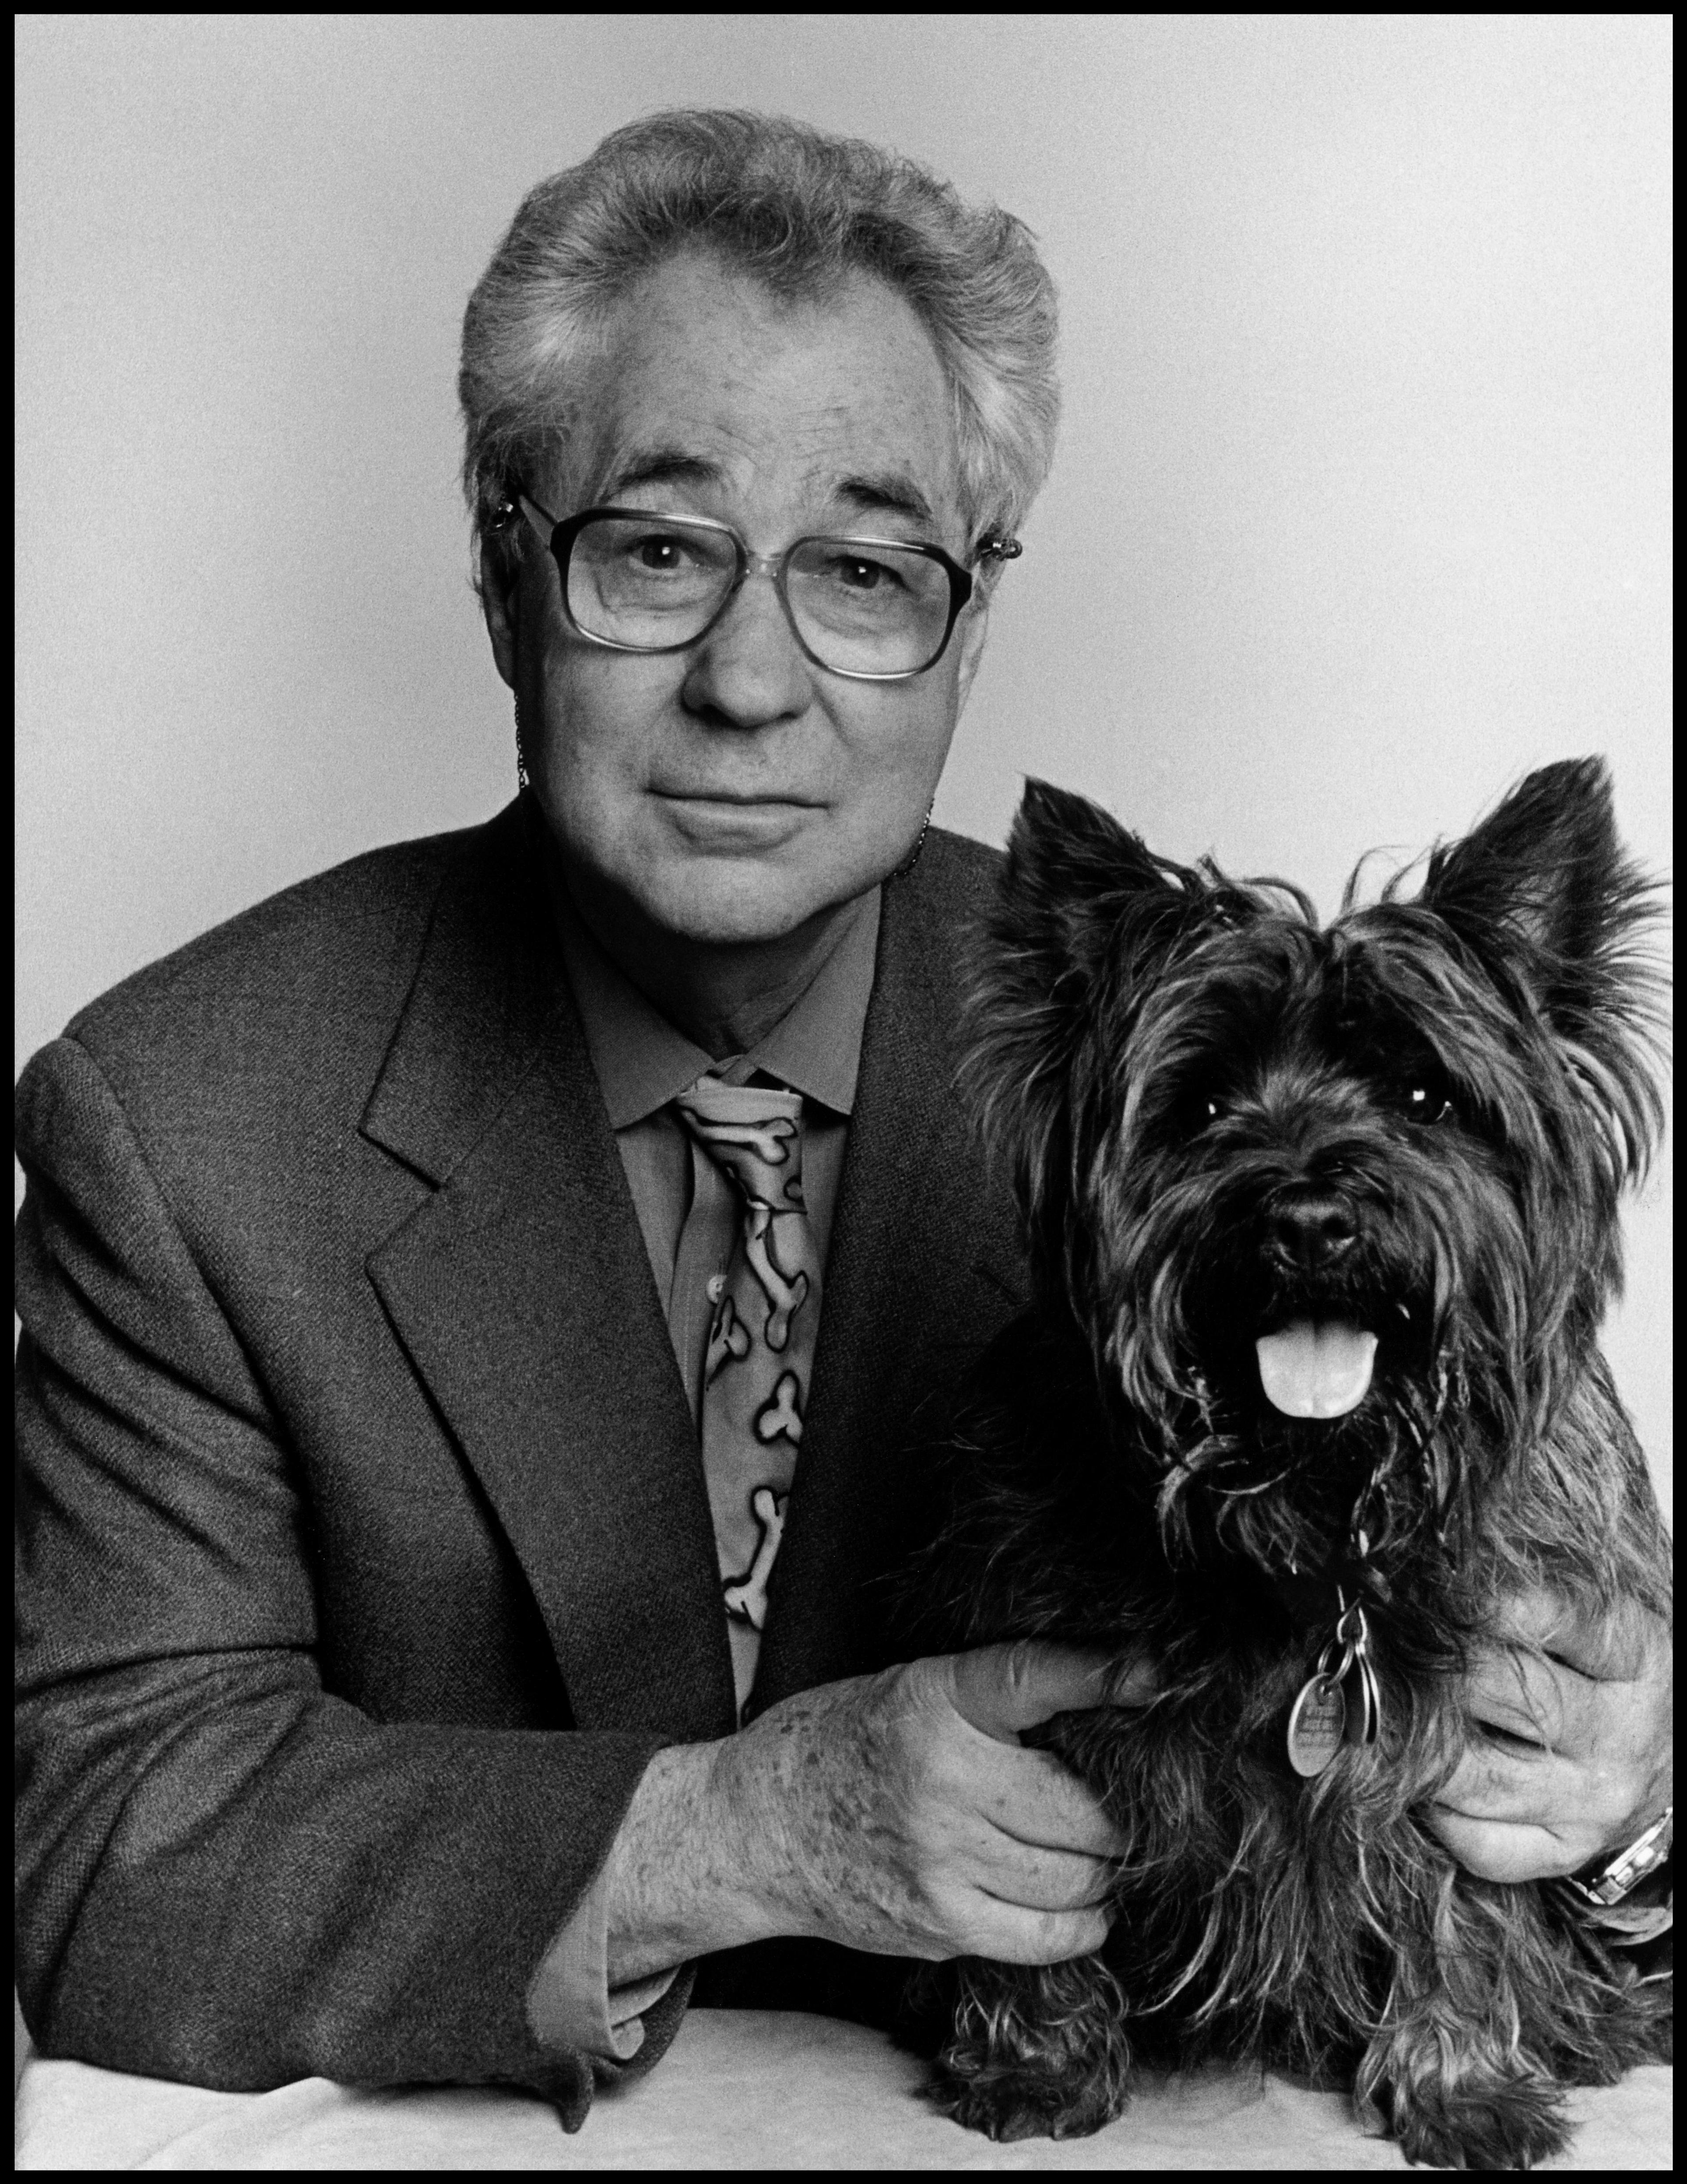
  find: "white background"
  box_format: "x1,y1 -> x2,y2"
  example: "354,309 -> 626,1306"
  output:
15,15 -> 1672,1505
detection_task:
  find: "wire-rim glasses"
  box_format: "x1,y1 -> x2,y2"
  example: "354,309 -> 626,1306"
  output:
510,492 -> 1021,683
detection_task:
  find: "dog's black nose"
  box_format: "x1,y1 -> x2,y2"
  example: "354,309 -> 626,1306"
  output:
1267,1198 -> 1358,1273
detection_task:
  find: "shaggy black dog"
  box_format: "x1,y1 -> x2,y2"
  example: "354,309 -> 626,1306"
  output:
910,758 -> 1671,2168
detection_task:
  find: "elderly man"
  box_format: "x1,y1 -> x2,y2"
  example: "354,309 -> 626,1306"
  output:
14,112 -> 1670,2128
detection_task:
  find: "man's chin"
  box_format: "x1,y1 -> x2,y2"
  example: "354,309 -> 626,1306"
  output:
648,880 -> 851,949
632,848 -> 875,950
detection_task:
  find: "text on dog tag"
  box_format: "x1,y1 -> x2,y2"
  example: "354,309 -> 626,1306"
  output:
1287,1672 -> 1347,1777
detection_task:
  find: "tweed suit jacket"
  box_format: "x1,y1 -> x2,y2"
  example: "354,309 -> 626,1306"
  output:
14,795 -> 1027,2128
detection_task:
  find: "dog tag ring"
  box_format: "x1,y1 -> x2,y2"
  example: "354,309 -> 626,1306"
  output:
1337,1601 -> 1381,1748
1362,1653 -> 1383,1741
1343,1652 -> 1380,1746
1287,1669 -> 1347,1776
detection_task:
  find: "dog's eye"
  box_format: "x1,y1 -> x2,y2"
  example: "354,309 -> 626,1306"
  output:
1401,1082 -> 1454,1125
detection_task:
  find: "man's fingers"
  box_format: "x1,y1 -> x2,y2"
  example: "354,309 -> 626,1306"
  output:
992,1744 -> 1129,1857
1421,1807 -> 1574,1883
1425,1592 -> 1672,1887
1460,1646 -> 1564,1744
1102,1654 -> 1162,1709
974,1842 -> 1119,1914
973,1902 -> 1115,1967
949,1640 -> 1160,1744
1437,1712 -> 1666,1868
1488,1584 -> 1580,1652
1488,1585 -> 1665,1683
1460,1635 -> 1663,1760
948,1640 -> 1113,1741
1437,1741 -> 1573,1825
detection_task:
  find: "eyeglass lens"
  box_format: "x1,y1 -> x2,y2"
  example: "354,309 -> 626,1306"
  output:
565,514 -> 958,675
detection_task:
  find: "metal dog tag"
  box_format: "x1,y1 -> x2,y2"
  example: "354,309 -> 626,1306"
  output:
1287,1671 -> 1347,1776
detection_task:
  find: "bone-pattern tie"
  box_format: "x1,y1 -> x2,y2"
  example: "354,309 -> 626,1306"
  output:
675,1077 -> 822,1719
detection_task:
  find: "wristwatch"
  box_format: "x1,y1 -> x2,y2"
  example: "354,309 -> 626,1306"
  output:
1562,1806 -> 1673,1909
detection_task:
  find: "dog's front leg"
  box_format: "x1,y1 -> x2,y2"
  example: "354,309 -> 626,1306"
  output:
1355,1867 -> 1573,2170
930,1952 -> 1133,2141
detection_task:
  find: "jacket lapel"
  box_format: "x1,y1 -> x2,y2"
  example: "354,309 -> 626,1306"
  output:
361,800 -> 734,1742
752,843 -> 1027,1709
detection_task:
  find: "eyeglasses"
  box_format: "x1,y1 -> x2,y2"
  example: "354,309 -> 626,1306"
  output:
505,492 -> 1022,682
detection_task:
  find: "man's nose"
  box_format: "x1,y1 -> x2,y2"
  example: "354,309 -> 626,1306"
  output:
680,570 -> 812,728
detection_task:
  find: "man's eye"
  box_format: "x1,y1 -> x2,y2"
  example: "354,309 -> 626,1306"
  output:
629,535 -> 695,572
824,554 -> 906,594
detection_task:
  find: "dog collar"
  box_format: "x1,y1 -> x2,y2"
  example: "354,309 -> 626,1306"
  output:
1267,1553 -> 1390,1632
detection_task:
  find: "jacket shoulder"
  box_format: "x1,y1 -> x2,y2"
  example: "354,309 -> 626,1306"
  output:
889,824 -> 1003,959
917,825 -> 1004,913
57,815 -> 514,1062
22,812 -> 521,1148
875,824 -> 1004,1008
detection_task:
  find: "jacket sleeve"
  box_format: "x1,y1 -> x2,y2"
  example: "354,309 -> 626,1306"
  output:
13,1036 -> 688,2123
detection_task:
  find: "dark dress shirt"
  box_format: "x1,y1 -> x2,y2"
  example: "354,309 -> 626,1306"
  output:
548,863 -> 878,1414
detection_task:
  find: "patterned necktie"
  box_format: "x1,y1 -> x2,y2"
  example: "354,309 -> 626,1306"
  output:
675,1077 -> 822,1720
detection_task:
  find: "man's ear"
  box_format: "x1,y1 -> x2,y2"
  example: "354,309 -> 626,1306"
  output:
954,592 -> 992,715
478,530 -> 522,693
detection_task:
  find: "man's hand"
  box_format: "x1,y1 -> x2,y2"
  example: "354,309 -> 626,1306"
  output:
1426,1586 -> 1673,1883
605,1642 -> 1157,1984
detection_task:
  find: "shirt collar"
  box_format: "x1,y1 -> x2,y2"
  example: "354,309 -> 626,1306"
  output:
546,847 -> 879,1129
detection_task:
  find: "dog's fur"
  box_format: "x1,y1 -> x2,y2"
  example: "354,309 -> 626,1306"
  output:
908,759 -> 1671,2168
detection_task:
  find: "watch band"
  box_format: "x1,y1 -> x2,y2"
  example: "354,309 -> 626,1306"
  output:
1562,1806 -> 1674,1909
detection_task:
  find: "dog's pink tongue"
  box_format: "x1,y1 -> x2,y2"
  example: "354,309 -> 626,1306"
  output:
1256,1320 -> 1377,1419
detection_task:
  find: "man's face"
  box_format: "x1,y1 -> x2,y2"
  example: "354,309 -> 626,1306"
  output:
484,252 -> 990,946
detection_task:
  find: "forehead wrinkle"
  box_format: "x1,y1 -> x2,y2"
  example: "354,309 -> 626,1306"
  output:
594,447 -> 726,502
593,444 -> 938,526
825,468 -> 938,529
582,436 -> 951,541
567,256 -> 962,519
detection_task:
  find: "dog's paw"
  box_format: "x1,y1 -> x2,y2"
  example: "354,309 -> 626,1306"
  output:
930,1953 -> 1136,2140
930,2064 -> 1124,2142
1386,2082 -> 1573,2172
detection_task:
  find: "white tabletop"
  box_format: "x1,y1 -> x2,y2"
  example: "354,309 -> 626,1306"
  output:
14,2010 -> 1671,2170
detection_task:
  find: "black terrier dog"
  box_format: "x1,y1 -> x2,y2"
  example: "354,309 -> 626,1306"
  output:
910,758 -> 1670,2168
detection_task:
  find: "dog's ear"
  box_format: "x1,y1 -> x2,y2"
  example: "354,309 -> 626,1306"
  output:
1421,758 -> 1658,1022
989,777 -> 1199,1015
967,780 -> 1209,1254
1421,757 -> 1665,1181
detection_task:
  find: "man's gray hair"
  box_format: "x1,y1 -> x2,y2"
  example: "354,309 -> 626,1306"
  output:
459,109 -> 1059,590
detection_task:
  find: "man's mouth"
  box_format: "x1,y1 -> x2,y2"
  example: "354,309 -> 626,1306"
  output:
654,789 -> 825,807
1254,1319 -> 1379,1419
652,791 -> 826,844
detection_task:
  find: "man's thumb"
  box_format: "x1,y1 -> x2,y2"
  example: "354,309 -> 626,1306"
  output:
948,1640 -> 1157,1744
